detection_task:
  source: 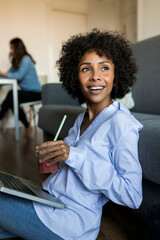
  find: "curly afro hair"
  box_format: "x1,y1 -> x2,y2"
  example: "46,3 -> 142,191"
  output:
57,29 -> 137,104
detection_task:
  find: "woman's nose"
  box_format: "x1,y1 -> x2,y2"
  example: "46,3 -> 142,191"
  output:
90,70 -> 101,81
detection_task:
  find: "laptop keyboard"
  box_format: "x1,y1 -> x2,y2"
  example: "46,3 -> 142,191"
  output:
0,172 -> 36,196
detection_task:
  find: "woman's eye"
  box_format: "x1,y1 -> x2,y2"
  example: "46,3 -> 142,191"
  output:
101,66 -> 109,71
82,67 -> 89,72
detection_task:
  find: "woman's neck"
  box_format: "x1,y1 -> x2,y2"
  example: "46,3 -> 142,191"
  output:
80,100 -> 113,136
86,99 -> 113,121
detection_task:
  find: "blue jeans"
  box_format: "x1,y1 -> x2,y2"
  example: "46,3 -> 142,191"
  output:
0,193 -> 63,240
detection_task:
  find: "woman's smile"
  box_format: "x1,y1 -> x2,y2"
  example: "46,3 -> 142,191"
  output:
87,85 -> 105,94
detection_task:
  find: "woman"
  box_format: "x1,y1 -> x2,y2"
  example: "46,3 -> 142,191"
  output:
0,29 -> 143,240
0,38 -> 41,134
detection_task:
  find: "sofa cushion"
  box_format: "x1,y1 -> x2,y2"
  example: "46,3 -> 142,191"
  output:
132,112 -> 160,185
38,105 -> 84,140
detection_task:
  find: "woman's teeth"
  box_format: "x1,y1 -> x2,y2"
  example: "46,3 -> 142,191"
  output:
88,86 -> 104,90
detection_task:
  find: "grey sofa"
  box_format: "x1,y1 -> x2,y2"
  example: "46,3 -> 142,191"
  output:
130,35 -> 160,217
129,35 -> 160,239
38,35 -> 160,239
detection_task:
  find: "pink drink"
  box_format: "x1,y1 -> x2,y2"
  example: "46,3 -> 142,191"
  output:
39,159 -> 59,173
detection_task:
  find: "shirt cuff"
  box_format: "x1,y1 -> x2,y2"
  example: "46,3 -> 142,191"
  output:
65,146 -> 84,170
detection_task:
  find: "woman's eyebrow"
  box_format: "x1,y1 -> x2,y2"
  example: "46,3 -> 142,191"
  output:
99,61 -> 112,65
79,61 -> 112,68
79,62 -> 91,67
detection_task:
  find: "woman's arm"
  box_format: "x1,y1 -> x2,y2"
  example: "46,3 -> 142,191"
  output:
6,56 -> 31,81
0,71 -> 7,77
65,128 -> 142,209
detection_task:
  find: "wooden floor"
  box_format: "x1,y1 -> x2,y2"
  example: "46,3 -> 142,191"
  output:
0,127 -> 150,240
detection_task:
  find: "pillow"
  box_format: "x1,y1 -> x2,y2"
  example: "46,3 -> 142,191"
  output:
81,103 -> 87,108
116,92 -> 135,109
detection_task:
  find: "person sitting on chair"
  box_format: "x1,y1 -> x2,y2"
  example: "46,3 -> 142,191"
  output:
0,38 -> 41,136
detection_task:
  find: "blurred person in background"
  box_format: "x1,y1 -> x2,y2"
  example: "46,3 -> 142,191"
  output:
0,38 -> 41,136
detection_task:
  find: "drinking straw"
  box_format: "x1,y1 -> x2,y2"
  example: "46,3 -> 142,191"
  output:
53,115 -> 67,141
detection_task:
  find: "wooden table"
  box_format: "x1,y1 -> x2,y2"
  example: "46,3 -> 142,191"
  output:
0,79 -> 19,141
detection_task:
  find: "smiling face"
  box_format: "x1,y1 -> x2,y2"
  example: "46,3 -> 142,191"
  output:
78,50 -> 115,111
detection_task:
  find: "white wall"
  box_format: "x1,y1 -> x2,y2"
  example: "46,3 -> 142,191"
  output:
47,0 -> 87,13
122,0 -> 137,43
87,0 -> 123,31
137,0 -> 160,41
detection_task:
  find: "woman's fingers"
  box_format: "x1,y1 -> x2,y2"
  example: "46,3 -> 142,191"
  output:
37,143 -> 62,156
38,149 -> 63,163
36,141 -> 61,153
36,140 -> 70,164
46,154 -> 68,166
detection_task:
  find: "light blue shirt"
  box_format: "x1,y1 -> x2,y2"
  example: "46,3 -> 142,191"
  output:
34,102 -> 143,240
3,55 -> 41,92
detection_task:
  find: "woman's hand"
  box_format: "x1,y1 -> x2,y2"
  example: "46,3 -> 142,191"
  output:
36,140 -> 70,166
0,71 -> 7,77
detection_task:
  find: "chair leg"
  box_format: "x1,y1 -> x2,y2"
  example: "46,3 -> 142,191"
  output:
32,107 -> 36,128
2,110 -> 10,133
29,106 -> 37,128
29,107 -> 33,128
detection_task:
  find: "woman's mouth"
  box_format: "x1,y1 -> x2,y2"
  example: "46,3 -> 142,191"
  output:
88,86 -> 105,94
88,86 -> 104,90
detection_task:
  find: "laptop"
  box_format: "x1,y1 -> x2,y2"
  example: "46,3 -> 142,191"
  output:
0,171 -> 65,209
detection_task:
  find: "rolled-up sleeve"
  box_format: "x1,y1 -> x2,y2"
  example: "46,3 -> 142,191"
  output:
65,126 -> 142,209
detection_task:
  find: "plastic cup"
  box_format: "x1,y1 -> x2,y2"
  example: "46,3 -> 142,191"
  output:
38,159 -> 59,173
